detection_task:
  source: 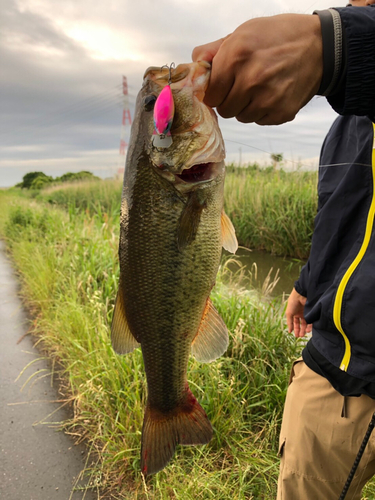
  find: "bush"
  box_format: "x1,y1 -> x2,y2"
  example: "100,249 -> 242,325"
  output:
20,171 -> 52,189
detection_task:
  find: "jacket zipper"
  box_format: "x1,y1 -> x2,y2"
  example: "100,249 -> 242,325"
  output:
333,122 -> 375,371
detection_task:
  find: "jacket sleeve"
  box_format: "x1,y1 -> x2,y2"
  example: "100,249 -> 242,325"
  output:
294,261 -> 310,298
314,6 -> 375,121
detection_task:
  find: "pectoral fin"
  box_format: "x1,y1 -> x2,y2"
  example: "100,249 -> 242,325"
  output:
177,191 -> 206,250
221,210 -> 238,254
191,298 -> 229,362
111,285 -> 140,354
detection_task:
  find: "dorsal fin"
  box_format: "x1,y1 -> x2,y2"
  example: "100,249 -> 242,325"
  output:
111,285 -> 140,354
191,298 -> 229,363
221,210 -> 238,254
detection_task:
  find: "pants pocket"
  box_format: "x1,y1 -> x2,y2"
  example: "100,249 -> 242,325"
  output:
278,437 -> 286,458
288,357 -> 304,385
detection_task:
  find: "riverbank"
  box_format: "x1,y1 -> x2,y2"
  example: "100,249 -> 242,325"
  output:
0,190 -> 300,498
34,165 -> 317,260
0,240 -> 97,500
2,182 -> 374,499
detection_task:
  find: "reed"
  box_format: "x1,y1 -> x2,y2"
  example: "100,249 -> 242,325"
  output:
0,191 -> 299,498
3,169 -> 373,498
39,178 -> 123,219
224,165 -> 318,259
35,166 -> 318,259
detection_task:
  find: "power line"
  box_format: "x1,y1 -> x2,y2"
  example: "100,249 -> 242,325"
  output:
1,94 -> 137,146
0,84 -> 136,142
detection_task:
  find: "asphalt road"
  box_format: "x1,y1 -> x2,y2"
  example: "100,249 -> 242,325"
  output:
0,240 -> 98,500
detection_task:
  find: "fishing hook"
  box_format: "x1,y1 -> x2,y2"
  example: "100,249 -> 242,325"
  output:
160,63 -> 175,84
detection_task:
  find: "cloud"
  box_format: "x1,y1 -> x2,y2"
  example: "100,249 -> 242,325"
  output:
0,0 -> 347,187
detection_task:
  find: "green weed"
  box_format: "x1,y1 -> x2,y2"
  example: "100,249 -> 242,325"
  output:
2,176 -> 374,499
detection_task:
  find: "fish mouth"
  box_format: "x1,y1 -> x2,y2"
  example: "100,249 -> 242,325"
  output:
176,162 -> 215,183
154,160 -> 224,189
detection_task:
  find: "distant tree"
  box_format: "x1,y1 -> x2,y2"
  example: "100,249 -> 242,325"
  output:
16,172 -> 53,189
57,171 -> 99,183
57,172 -> 75,183
30,176 -> 53,190
271,153 -> 284,170
20,171 -> 50,189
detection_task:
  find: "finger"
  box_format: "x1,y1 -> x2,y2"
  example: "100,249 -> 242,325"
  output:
299,319 -> 307,338
286,311 -> 294,333
191,37 -> 227,64
256,109 -> 297,126
234,76 -> 299,125
235,90 -> 272,124
293,316 -> 300,337
306,323 -> 312,333
202,44 -> 236,108
215,69 -> 255,119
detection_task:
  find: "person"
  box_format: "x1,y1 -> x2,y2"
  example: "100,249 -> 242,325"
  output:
193,1 -> 375,498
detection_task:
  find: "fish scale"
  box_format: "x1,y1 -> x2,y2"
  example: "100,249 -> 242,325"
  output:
121,162 -> 223,407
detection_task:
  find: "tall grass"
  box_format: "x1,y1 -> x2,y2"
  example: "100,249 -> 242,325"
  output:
0,191 -> 301,498
39,178 -> 123,218
224,166 -> 318,259
1,187 -> 375,499
36,167 -> 317,260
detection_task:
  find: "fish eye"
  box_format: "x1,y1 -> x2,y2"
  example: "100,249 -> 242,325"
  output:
144,95 -> 157,112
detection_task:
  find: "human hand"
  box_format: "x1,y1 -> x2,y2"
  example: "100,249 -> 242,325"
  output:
192,14 -> 323,125
286,288 -> 312,338
352,0 -> 375,4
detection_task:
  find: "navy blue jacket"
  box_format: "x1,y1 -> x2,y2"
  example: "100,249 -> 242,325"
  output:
295,5 -> 375,390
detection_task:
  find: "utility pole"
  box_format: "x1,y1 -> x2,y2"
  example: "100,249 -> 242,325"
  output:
118,76 -> 132,179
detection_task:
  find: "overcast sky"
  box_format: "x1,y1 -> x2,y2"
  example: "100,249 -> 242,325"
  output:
0,0 -> 347,187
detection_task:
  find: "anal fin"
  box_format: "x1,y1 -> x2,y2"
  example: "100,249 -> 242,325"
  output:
111,284 -> 140,354
191,298 -> 229,362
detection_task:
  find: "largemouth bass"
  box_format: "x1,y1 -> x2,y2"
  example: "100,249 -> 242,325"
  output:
111,61 -> 238,476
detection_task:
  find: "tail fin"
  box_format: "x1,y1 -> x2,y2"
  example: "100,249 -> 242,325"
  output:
140,387 -> 212,476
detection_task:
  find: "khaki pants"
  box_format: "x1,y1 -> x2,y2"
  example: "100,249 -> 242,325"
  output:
277,359 -> 375,500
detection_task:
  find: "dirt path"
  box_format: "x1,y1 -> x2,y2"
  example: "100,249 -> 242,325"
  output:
0,240 -> 98,500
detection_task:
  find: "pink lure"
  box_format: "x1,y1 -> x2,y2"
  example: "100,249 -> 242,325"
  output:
153,85 -> 174,136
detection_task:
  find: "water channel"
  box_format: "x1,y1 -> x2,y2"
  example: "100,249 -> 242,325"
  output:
224,247 -> 305,299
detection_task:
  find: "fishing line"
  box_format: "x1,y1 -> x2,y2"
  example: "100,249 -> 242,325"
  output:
224,138 -> 372,170
224,138 -> 316,169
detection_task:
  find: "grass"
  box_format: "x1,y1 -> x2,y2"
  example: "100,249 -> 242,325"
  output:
35,166 -> 318,259
0,188 -> 302,499
39,178 -> 123,219
2,171 -> 374,499
224,165 -> 318,259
